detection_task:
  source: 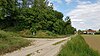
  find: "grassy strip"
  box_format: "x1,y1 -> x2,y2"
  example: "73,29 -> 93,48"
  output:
26,53 -> 32,56
58,35 -> 100,56
0,30 -> 30,55
53,39 -> 66,45
21,35 -> 67,38
19,30 -> 72,38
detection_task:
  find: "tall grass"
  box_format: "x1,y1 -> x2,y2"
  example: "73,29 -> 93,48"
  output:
58,35 -> 100,56
20,30 -> 67,38
0,30 -> 30,55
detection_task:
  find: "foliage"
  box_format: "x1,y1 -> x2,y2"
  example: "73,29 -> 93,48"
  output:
95,29 -> 100,34
35,30 -> 48,37
19,29 -> 32,36
58,35 -> 100,56
35,30 -> 57,37
63,16 -> 76,34
0,0 -> 76,35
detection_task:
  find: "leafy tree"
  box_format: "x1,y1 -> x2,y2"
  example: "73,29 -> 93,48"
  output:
64,16 -> 76,34
99,29 -> 100,32
52,19 -> 65,34
0,0 -> 19,29
1,0 -> 18,19
0,0 -> 2,19
22,0 -> 27,8
54,11 -> 63,20
0,0 -> 76,35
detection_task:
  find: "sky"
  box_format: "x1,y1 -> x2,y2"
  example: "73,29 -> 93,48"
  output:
49,0 -> 100,30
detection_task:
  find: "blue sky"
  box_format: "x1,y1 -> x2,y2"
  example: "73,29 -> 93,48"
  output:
50,0 -> 78,16
49,0 -> 100,30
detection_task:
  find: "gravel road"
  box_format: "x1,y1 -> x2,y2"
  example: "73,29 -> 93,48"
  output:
2,37 -> 70,56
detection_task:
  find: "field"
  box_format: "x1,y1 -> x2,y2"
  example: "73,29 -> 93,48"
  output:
82,35 -> 100,53
58,35 -> 100,56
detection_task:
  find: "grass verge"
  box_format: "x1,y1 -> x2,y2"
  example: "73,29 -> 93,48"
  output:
20,30 -> 72,38
0,30 -> 30,55
53,39 -> 66,45
58,35 -> 100,56
21,35 -> 67,39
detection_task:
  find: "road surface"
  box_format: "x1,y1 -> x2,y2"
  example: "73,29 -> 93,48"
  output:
2,37 -> 70,56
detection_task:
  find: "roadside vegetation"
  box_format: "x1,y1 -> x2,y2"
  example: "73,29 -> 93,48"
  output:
58,35 -> 100,56
53,39 -> 66,45
0,30 -> 30,55
20,30 -> 70,38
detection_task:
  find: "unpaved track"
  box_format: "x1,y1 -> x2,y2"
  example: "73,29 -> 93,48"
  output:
2,37 -> 70,56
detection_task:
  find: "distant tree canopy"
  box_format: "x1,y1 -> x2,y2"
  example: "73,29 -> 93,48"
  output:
0,0 -> 76,35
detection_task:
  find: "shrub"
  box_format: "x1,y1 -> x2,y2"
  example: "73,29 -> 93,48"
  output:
36,30 -> 48,37
19,29 -> 32,36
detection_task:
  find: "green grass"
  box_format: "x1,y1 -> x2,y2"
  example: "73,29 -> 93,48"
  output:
20,30 -> 69,38
0,30 -> 30,55
58,35 -> 100,56
26,53 -> 32,56
53,39 -> 66,45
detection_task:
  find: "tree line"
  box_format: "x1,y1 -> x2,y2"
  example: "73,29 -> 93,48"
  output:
0,0 -> 76,35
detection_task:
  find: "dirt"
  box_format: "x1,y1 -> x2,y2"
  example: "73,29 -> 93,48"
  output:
2,37 -> 70,56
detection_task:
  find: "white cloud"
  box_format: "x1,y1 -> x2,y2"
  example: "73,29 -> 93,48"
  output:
71,19 -> 83,22
50,0 -> 73,4
97,0 -> 100,2
77,0 -> 92,5
49,0 -> 62,4
67,1 -> 100,30
65,0 -> 72,4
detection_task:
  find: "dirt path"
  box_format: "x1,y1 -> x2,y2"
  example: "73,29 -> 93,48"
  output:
2,37 -> 70,56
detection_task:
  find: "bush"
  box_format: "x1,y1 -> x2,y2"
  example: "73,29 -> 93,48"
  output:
35,30 -> 59,37
36,30 -> 48,37
19,29 -> 32,36
58,35 -> 100,56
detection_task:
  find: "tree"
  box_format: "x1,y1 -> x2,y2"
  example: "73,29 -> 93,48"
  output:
99,29 -> 100,32
63,16 -> 76,34
65,16 -> 71,25
54,11 -> 63,20
0,0 -> 76,35
0,0 -> 2,19
78,30 -> 82,34
22,0 -> 27,8
52,19 -> 64,34
0,0 -> 19,29
1,0 -> 18,19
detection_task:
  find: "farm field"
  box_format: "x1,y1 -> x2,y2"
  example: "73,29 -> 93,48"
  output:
82,35 -> 100,53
